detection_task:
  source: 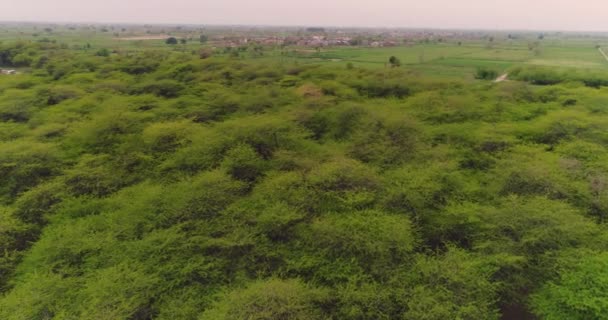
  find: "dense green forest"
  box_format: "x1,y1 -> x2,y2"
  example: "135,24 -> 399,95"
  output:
1,38 -> 608,319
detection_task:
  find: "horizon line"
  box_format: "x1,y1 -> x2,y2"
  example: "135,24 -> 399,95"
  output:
2,20 -> 608,34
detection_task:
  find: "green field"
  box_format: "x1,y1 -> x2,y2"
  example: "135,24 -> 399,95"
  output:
293,42 -> 608,76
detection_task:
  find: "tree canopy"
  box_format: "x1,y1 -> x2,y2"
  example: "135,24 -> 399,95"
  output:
0,37 -> 608,319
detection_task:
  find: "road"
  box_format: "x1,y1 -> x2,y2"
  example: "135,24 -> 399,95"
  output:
494,73 -> 508,83
599,47 -> 608,62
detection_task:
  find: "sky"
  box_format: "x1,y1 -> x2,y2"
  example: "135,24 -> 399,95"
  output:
3,0 -> 608,31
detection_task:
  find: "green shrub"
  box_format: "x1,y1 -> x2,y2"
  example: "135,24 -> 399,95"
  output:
531,252 -> 608,320
64,154 -> 131,197
0,141 -> 61,202
299,210 -> 416,265
402,248 -> 500,320
132,80 -> 184,98
221,144 -> 267,182
200,279 -> 330,320
475,67 -> 498,80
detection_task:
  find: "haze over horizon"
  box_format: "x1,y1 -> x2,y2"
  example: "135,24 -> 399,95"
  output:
4,0 -> 608,32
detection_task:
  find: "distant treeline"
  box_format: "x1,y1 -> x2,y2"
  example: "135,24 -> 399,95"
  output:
511,65 -> 608,87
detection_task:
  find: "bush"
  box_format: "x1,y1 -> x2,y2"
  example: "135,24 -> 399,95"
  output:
164,170 -> 246,222
349,116 -> 418,166
0,141 -> 60,202
351,80 -> 410,98
402,248 -> 500,320
13,182 -> 63,225
142,121 -> 193,154
0,207 -> 32,291
200,279 -> 330,320
96,48 -> 110,57
306,159 -> 380,212
221,144 -> 267,182
299,210 -> 416,265
475,67 -> 498,80
74,263 -> 160,319
64,154 -> 132,197
37,85 -> 84,106
531,252 -> 608,320
132,80 -> 184,98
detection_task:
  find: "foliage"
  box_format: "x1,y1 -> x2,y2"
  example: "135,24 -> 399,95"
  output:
0,36 -> 607,320
475,67 -> 498,80
531,251 -> 608,320
388,55 -> 401,67
200,279 -> 330,320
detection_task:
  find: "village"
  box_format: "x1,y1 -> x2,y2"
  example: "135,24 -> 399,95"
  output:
205,28 -> 476,48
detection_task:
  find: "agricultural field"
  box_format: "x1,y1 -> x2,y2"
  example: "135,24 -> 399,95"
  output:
1,24 -> 608,319
3,23 -> 608,76
296,42 -> 608,77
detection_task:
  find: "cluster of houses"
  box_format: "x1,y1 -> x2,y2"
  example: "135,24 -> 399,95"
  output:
210,35 -> 404,48
205,29 -> 479,49
290,35 -> 352,47
1,69 -> 16,75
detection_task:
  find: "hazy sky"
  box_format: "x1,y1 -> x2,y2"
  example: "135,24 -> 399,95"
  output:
4,0 -> 608,31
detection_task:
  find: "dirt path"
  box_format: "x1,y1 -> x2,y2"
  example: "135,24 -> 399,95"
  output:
494,73 -> 509,83
599,47 -> 608,62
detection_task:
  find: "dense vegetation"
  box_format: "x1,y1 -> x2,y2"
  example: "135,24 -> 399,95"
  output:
1,38 -> 608,319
